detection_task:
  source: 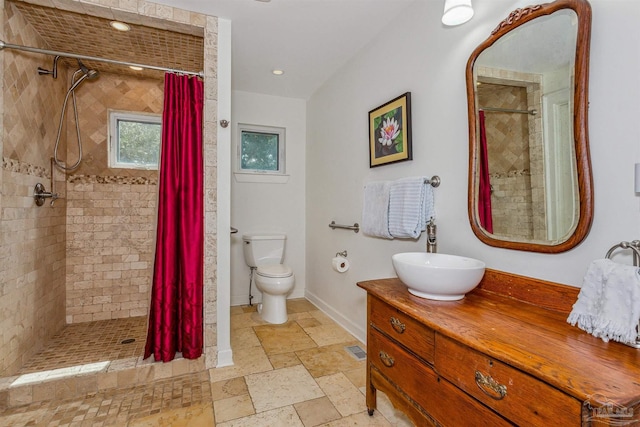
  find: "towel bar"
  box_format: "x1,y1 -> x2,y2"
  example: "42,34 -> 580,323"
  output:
329,221 -> 359,233
605,240 -> 640,349
424,175 -> 441,188
605,240 -> 640,266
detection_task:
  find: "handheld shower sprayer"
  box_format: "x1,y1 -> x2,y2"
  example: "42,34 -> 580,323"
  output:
76,59 -> 99,80
48,60 -> 100,171
69,60 -> 99,90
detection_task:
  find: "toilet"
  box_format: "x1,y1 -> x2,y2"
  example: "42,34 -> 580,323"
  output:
242,233 -> 295,324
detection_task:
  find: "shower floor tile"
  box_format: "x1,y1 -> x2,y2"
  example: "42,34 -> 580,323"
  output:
17,316 -> 147,374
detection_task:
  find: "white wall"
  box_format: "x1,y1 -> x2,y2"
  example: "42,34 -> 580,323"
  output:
305,0 -> 640,342
230,90 -> 307,305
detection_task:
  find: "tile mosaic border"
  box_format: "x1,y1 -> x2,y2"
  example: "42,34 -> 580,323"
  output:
1,159 -> 158,185
2,157 -> 48,178
67,174 -> 158,185
490,168 -> 530,178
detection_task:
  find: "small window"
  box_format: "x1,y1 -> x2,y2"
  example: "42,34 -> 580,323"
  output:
237,123 -> 285,175
109,110 -> 161,170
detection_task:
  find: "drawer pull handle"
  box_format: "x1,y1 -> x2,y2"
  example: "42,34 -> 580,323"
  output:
379,351 -> 395,368
475,371 -> 507,400
389,317 -> 406,334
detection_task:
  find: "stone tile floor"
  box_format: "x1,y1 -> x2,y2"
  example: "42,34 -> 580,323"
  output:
0,299 -> 413,426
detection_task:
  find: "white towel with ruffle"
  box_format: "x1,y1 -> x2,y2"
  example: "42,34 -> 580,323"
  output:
388,177 -> 435,239
567,259 -> 640,344
361,181 -> 392,239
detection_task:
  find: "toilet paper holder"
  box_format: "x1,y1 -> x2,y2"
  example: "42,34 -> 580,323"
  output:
336,250 -> 348,258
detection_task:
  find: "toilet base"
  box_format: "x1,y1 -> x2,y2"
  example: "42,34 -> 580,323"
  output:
258,294 -> 288,324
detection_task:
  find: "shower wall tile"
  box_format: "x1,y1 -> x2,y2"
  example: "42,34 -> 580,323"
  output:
66,179 -> 156,322
64,71 -> 161,323
3,1 -> 67,170
0,0 -> 4,213
68,72 -> 164,178
202,15 -> 218,369
0,1 -> 67,377
0,168 -> 66,376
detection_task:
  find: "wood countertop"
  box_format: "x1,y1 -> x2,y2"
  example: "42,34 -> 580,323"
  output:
357,272 -> 640,408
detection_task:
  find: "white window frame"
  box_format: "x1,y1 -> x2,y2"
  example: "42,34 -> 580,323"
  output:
108,110 -> 162,170
234,123 -> 288,183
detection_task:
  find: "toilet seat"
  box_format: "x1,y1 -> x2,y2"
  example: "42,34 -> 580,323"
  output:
257,264 -> 293,278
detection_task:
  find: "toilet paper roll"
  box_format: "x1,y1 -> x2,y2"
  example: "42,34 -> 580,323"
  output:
332,256 -> 350,273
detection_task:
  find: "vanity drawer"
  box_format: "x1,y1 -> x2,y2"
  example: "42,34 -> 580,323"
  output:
368,295 -> 435,364
368,329 -> 512,427
435,334 -> 582,426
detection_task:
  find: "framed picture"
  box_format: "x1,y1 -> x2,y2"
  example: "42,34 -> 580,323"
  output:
368,92 -> 412,167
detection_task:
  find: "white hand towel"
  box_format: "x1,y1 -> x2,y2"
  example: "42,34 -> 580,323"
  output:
388,177 -> 435,239
567,259 -> 640,344
361,181 -> 392,239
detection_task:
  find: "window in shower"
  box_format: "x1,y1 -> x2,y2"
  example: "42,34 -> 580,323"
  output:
235,123 -> 287,183
109,110 -> 161,170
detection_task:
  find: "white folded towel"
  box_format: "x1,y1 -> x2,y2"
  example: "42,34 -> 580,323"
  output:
361,181 -> 392,239
567,259 -> 640,344
388,177 -> 435,239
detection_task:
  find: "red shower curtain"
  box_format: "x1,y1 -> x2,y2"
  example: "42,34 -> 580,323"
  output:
478,111 -> 493,233
145,73 -> 204,362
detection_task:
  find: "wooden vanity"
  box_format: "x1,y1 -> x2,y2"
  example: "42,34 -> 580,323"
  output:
358,270 -> 640,426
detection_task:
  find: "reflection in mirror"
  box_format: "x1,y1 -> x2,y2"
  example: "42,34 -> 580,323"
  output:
466,0 -> 593,253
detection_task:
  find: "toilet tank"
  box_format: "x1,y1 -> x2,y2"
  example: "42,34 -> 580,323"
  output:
242,233 -> 286,267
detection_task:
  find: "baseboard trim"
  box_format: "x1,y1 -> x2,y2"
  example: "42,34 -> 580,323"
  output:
216,349 -> 234,368
304,290 -> 366,344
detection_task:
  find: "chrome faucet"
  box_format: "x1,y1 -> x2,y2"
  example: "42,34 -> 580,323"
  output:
426,219 -> 437,253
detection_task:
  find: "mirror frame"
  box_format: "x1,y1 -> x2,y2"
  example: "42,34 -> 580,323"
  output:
466,0 -> 593,253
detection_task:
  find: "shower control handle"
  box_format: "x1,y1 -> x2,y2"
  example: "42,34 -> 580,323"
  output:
34,183 -> 58,207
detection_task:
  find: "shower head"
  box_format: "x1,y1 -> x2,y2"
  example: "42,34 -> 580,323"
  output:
77,60 -> 99,80
68,69 -> 97,91
85,68 -> 99,80
68,62 -> 100,92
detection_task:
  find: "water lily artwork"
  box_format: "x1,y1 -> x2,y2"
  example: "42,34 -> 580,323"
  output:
368,92 -> 412,167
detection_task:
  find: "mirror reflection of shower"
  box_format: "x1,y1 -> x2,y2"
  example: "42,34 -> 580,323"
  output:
39,57 -> 100,171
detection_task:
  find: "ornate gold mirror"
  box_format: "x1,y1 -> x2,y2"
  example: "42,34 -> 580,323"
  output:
466,0 -> 593,253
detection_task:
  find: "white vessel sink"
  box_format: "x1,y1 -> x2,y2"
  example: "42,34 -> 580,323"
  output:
391,252 -> 486,301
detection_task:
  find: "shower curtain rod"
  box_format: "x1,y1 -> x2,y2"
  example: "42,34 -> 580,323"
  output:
480,107 -> 537,115
0,40 -> 204,78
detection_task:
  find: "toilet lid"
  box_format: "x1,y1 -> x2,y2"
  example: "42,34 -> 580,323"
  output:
257,264 -> 293,278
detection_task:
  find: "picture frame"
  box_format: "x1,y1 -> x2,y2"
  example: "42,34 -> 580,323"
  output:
368,92 -> 412,167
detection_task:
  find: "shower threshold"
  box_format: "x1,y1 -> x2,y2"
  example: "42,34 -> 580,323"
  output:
11,361 -> 110,387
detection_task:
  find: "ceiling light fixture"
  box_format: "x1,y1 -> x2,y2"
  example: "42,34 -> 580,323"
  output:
272,69 -> 284,76
110,21 -> 130,32
129,66 -> 143,71
442,0 -> 474,26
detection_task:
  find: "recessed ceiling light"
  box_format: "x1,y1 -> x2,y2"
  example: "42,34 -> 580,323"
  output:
272,69 -> 284,76
110,21 -> 130,32
129,66 -> 143,71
